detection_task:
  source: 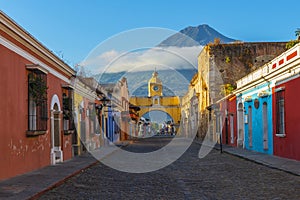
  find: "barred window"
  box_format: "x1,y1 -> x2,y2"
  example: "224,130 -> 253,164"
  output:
28,70 -> 48,131
276,89 -> 285,135
62,87 -> 75,131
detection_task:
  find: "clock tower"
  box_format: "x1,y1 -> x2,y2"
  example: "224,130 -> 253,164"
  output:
148,69 -> 163,97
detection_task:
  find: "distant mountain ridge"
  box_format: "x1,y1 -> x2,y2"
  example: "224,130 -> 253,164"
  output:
158,24 -> 236,47
95,24 -> 237,96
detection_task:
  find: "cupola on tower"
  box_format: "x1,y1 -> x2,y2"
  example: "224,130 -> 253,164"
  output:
148,69 -> 163,97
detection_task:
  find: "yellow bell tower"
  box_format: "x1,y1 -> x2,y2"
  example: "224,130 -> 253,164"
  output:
148,69 -> 163,97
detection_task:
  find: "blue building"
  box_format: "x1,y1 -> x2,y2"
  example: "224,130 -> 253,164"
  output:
241,83 -> 273,154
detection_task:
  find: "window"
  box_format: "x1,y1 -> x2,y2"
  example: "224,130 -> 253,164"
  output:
28,69 -> 48,131
276,88 -> 285,135
62,87 -> 75,132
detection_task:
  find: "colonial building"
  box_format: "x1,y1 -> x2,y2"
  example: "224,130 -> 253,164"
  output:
73,77 -> 103,155
0,11 -> 76,180
198,42 -> 288,143
181,73 -> 200,138
212,94 -> 237,147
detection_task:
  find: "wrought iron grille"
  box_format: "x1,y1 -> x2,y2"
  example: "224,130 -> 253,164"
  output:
28,70 -> 48,131
276,89 -> 285,134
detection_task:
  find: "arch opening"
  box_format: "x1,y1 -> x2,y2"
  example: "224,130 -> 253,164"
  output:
139,110 -> 175,136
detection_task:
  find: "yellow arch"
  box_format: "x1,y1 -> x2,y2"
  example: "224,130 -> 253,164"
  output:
130,96 -> 181,125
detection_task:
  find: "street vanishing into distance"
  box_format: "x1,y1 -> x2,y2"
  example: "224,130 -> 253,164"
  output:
1,3 -> 300,200
37,137 -> 300,200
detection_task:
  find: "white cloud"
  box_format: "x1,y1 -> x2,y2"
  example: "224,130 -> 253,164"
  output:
99,50 -> 120,63
81,46 -> 203,74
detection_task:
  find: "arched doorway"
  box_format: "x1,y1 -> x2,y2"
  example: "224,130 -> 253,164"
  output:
237,102 -> 244,148
50,95 -> 63,165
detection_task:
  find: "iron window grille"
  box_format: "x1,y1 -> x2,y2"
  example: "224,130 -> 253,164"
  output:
28,70 -> 48,131
62,88 -> 75,132
275,89 -> 285,135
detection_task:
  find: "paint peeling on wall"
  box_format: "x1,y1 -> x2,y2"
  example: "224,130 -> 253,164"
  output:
7,134 -> 50,157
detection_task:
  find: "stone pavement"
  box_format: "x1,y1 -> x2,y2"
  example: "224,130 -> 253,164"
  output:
37,138 -> 300,200
0,139 -> 299,200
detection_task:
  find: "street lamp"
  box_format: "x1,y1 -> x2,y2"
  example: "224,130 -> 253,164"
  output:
95,96 -> 111,111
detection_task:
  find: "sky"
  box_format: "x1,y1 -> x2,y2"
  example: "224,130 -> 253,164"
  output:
1,0 -> 299,69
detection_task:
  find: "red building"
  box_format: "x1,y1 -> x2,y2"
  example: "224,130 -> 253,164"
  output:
268,43 -> 300,161
273,75 -> 300,161
216,95 -> 237,147
0,11 -> 76,180
224,96 -> 237,147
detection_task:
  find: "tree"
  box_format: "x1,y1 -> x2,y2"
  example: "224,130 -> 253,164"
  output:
286,40 -> 299,50
295,28 -> 300,40
285,28 -> 300,50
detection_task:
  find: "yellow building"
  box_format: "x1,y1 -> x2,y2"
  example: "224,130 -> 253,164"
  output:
73,77 -> 101,155
130,70 -> 181,133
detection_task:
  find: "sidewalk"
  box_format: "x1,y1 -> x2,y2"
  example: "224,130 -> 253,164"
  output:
0,153 -> 97,200
196,139 -> 300,176
223,145 -> 300,176
0,141 -> 131,200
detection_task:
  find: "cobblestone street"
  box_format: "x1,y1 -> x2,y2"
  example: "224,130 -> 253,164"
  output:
38,138 -> 300,200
